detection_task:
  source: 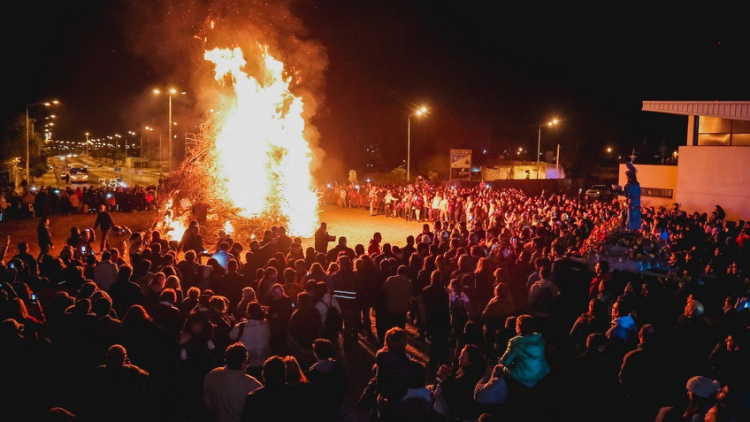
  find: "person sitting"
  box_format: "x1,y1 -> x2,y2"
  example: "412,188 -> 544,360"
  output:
498,314 -> 549,388
435,344 -> 486,420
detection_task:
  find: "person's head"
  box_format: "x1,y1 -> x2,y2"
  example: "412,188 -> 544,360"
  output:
313,282 -> 328,303
685,299 -> 705,318
430,269 -> 442,286
270,283 -> 285,301
397,265 -> 408,276
105,344 -> 128,368
313,338 -> 335,361
187,286 -> 200,300
241,287 -> 256,301
458,344 -> 484,368
539,265 -> 551,280
373,232 -> 382,242
246,302 -> 266,320
101,251 -> 112,261
638,324 -> 656,346
595,260 -> 610,275
337,255 -> 352,272
92,296 -> 113,317
516,314 -> 537,336
219,242 -> 230,252
227,259 -> 238,273
338,236 -> 347,246
159,288 -> 177,305
320,222 -> 327,230
384,327 -> 407,354
296,291 -> 313,310
612,298 -> 631,319
18,242 -> 28,253
184,250 -> 196,263
263,267 -> 277,281
284,356 -> 307,385
225,343 -> 249,370
686,376 -> 721,402
261,356 -> 286,387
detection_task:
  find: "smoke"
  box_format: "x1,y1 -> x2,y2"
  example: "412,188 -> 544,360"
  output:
116,0 -> 328,169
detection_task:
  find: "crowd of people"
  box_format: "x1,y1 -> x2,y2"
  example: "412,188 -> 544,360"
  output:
1,180 -> 749,421
0,184 -> 159,220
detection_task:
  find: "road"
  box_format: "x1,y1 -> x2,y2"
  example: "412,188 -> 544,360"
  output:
37,155 -> 161,188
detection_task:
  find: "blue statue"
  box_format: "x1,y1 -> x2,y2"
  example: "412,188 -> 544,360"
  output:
620,160 -> 641,231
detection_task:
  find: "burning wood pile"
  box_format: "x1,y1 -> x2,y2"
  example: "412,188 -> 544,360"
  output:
155,45 -> 320,246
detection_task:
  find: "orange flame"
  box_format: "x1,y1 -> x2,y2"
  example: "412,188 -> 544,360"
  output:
203,45 -> 319,236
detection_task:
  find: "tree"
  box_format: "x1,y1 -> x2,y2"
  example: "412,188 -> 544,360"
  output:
0,113 -> 44,164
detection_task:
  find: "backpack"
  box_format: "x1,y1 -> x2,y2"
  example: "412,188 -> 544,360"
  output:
323,296 -> 343,340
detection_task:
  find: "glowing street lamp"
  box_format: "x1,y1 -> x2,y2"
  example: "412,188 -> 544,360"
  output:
26,99 -> 60,182
154,87 -> 187,173
407,106 -> 429,182
537,118 -> 560,179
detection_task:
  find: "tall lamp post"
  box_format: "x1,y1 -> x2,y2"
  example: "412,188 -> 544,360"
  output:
407,106 -> 428,182
144,126 -> 154,159
26,100 -> 59,182
153,88 -> 186,174
536,118 -> 559,179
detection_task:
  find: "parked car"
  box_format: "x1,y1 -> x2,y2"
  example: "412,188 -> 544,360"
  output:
585,184 -> 613,199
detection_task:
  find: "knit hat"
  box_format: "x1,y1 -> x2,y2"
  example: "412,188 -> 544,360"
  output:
686,376 -> 720,398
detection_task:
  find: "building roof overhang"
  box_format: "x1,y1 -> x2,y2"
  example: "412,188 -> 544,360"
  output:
642,101 -> 750,121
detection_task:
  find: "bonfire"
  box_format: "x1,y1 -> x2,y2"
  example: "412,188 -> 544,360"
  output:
156,44 -> 319,245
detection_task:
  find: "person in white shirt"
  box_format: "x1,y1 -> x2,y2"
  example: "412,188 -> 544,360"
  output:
94,250 -> 119,291
203,343 -> 262,422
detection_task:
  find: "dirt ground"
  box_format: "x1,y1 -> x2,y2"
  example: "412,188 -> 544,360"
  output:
0,205 -> 419,259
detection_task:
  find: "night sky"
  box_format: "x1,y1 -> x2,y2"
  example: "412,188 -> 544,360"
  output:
3,1 -> 750,178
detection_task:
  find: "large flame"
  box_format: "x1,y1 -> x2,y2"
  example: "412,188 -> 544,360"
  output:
202,46 -> 319,236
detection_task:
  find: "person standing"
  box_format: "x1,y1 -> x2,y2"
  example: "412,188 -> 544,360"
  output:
192,197 -> 210,224
382,265 -> 412,330
204,343 -> 262,422
314,222 -> 334,254
93,204 -> 115,253
36,217 -> 53,260
421,270 -> 450,367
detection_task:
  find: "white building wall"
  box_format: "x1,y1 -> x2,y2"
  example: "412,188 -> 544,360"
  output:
676,146 -> 750,221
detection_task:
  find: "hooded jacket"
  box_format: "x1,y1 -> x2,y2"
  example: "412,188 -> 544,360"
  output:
500,333 -> 550,388
606,314 -> 637,344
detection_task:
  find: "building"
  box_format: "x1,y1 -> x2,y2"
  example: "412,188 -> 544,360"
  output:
625,101 -> 750,220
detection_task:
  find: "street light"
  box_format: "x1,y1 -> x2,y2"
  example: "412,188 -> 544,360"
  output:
26,99 -> 59,182
536,118 -> 559,179
144,126 -> 154,159
153,87 -> 186,174
85,132 -> 90,155
407,106 -> 428,182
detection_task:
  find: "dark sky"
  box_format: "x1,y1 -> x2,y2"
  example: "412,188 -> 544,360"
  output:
3,1 -> 750,176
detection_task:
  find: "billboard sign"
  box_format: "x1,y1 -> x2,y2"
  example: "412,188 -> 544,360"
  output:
449,149 -> 472,180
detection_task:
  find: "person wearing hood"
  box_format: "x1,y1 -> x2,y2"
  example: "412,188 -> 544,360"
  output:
655,376 -> 721,422
305,339 -> 346,420
498,314 -> 549,388
606,297 -> 637,349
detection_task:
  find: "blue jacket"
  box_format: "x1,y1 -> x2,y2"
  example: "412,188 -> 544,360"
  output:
501,333 -> 549,388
